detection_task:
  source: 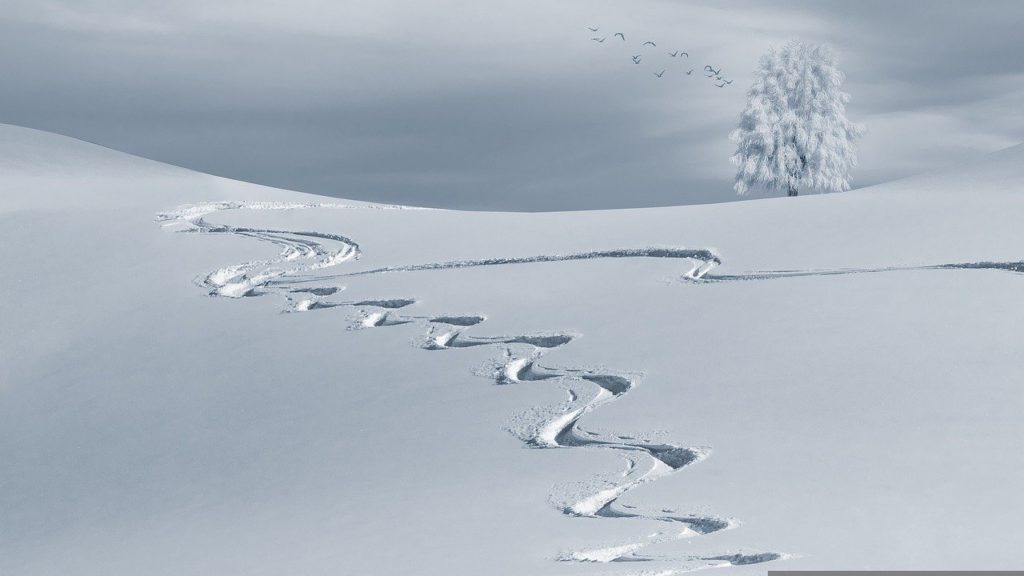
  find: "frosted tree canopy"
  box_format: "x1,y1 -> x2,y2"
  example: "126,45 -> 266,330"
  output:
731,41 -> 865,197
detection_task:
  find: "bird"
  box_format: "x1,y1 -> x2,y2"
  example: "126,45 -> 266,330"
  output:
591,37 -> 605,43
679,51 -> 689,58
686,69 -> 694,75
719,79 -> 733,85
715,81 -> 727,88
632,54 -> 642,64
668,51 -> 679,57
654,69 -> 666,78
643,41 -> 657,47
704,65 -> 721,76
587,26 -> 599,32
614,32 -> 625,41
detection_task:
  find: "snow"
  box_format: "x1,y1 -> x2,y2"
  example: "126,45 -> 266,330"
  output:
560,541 -> 647,562
2,122 -> 1023,575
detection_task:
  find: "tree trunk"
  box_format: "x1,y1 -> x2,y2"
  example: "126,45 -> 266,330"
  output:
788,186 -> 798,197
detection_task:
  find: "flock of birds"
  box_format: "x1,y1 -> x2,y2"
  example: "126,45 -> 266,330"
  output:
586,26 -> 733,87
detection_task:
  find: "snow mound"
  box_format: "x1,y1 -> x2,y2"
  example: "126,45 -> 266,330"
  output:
2,125 -> 1024,575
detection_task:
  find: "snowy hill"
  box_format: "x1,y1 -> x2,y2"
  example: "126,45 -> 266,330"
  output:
2,123 -> 1022,575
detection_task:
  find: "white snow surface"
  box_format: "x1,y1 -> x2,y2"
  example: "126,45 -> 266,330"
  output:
2,123 -> 1023,575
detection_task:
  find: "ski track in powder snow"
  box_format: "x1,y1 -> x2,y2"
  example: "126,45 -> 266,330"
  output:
157,201 -> 1024,571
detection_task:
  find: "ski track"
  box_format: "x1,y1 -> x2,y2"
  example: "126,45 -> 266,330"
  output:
328,248 -> 722,279
695,261 -> 1024,283
158,201 -> 1024,571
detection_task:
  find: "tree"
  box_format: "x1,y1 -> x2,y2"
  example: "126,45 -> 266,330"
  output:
730,41 -> 865,197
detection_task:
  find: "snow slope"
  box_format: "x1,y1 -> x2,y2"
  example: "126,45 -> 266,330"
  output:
2,123 -> 1023,575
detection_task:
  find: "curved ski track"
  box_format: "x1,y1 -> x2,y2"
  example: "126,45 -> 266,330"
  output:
158,201 -> 1024,571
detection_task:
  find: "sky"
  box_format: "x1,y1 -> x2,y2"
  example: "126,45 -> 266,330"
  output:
1,0 -> 1022,210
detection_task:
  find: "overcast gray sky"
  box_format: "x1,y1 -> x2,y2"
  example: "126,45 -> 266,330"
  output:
1,0 -> 1022,210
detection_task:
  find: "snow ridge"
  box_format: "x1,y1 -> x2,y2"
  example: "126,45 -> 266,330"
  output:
156,200 -> 775,572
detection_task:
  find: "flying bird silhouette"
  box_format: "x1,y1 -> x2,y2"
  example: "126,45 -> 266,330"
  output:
614,32 -> 625,41
587,26 -> 599,32
715,81 -> 727,88
642,41 -> 657,47
668,51 -> 679,57
679,51 -> 689,58
686,69 -> 694,75
704,65 -> 721,77
591,37 -> 605,43
654,70 -> 666,78
632,54 -> 642,64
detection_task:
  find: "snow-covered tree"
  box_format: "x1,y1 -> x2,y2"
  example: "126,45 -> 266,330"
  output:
731,41 -> 865,197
